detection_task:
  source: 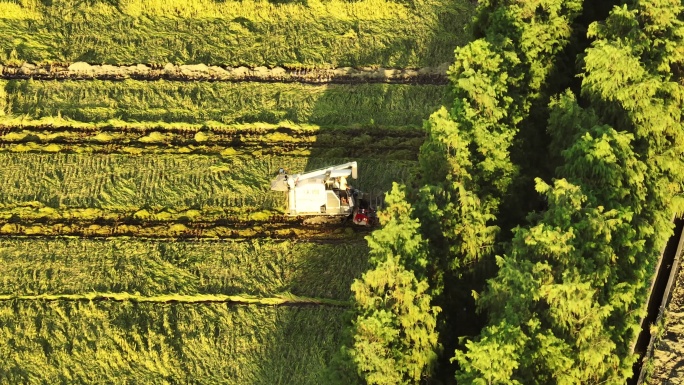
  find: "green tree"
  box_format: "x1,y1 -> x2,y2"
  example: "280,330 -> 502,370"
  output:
411,0 -> 587,380
456,0 -> 684,381
454,319 -> 529,385
416,0 -> 586,272
348,256 -> 439,385
456,177 -> 633,384
366,183 -> 430,277
344,183 -> 440,385
579,0 -> 684,365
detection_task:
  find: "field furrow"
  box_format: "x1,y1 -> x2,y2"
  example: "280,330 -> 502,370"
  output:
1,63 -> 450,84
0,237 -> 366,299
1,80 -> 449,126
1,0 -> 473,68
0,301 -> 346,385
0,218 -> 370,241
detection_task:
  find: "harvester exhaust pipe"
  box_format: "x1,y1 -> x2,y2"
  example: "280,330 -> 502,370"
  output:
287,176 -> 296,215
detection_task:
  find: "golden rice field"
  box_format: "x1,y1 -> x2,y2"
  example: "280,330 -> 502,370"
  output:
0,0 -> 474,382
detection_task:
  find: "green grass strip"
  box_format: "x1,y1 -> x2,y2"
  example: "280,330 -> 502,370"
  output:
3,80 -> 449,126
0,237 -> 367,299
0,0 -> 474,68
0,301 -> 347,384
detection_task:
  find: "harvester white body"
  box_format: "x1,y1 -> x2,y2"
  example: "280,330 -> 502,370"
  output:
271,162 -> 358,217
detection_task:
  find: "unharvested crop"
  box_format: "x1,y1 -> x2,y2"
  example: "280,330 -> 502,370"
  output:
0,300 -> 347,385
0,0 -> 474,68
0,237 -> 368,299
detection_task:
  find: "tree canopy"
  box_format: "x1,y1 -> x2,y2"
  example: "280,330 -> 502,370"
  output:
345,183 -> 440,385
455,0 -> 684,383
348,0 -> 683,383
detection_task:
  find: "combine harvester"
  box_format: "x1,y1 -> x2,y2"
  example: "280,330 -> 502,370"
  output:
270,161 -> 379,226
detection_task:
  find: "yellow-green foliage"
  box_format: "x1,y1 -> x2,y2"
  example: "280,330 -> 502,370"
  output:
4,80 -> 449,126
0,238 -> 369,299
0,0 -> 40,20
343,183 -> 439,384
0,0 -> 474,67
0,153 -> 414,210
0,300 -> 346,384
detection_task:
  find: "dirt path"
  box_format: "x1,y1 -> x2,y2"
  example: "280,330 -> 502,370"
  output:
645,256 -> 684,384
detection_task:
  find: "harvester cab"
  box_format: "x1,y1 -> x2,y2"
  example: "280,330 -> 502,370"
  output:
270,161 -> 378,226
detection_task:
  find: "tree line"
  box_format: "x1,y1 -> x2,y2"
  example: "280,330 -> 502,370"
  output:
336,0 -> 684,384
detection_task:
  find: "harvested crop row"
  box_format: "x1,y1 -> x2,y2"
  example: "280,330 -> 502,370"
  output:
0,237 -> 367,299
1,0 -> 473,68
1,62 -> 449,85
0,205 -> 356,225
0,153 -> 412,211
0,293 -> 349,307
0,217 -> 370,241
0,141 -> 417,159
0,117 -> 428,135
0,205 -> 288,224
0,301 -> 346,385
1,80 -> 449,126
0,121 -> 424,159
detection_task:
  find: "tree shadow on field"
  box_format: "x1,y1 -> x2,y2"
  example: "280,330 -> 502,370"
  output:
237,1 -> 477,383
350,0 -> 476,68
250,242 -> 369,385
246,47 -> 452,385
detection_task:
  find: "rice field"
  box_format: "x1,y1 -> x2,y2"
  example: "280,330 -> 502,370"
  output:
0,0 -> 474,381
0,237 -> 368,299
0,0 -> 474,68
0,300 -> 347,385
0,153 -> 414,211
